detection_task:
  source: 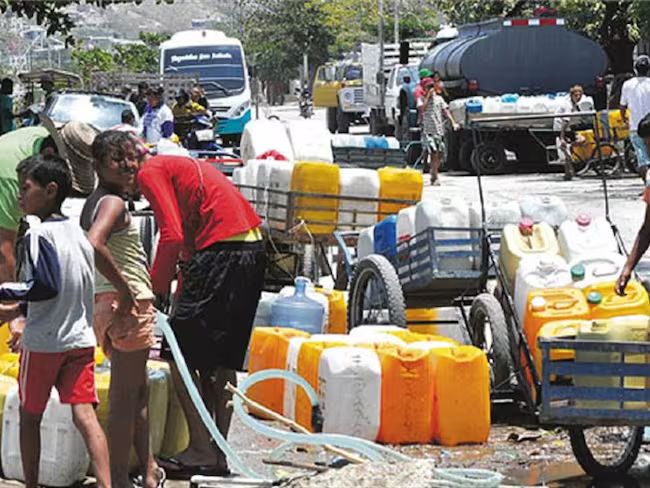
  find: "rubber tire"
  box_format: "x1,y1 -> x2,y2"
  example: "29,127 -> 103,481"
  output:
569,426 -> 643,477
591,142 -> 623,177
327,107 -> 338,133
469,293 -> 513,390
472,142 -> 508,175
458,139 -> 475,172
348,254 -> 406,330
337,108 -> 350,134
625,139 -> 638,174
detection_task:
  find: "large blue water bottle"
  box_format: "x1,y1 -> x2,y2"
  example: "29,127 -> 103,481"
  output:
270,277 -> 324,334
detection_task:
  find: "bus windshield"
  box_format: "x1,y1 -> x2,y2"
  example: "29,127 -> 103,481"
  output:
162,45 -> 245,98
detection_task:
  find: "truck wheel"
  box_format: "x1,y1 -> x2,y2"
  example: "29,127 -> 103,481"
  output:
459,139 -> 475,172
444,126 -> 461,171
327,107 -> 338,133
337,108 -> 350,134
472,142 -> 508,175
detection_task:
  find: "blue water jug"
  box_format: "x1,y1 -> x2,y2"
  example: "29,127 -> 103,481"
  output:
374,215 -> 398,257
501,93 -> 519,104
364,136 -> 389,149
466,99 -> 483,113
270,277 -> 324,334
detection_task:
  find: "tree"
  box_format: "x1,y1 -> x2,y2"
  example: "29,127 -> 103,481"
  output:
71,45 -> 116,83
113,32 -> 170,73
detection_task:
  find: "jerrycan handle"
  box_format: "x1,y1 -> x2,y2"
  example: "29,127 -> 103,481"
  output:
551,300 -> 577,310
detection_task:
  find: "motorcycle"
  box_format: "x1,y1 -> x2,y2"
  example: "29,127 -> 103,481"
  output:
299,89 -> 313,119
183,114 -> 220,152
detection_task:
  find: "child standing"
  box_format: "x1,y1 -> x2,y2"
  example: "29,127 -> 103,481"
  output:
0,155 -> 110,488
81,131 -> 163,488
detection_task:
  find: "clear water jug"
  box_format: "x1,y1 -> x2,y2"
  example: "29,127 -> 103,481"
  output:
2,387 -> 90,486
253,292 -> 279,327
374,215 -> 398,257
520,195 -> 568,228
339,168 -> 380,229
558,215 -> 618,261
271,277 -> 325,334
569,252 -> 626,289
514,254 -> 572,327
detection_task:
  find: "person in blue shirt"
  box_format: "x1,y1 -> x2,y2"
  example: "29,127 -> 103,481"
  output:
0,78 -> 16,136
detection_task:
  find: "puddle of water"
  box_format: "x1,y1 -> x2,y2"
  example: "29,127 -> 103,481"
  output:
504,462 -> 587,486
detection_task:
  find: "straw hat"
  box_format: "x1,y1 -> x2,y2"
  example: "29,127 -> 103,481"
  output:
39,114 -> 98,195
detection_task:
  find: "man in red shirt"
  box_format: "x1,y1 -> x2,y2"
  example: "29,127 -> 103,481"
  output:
136,153 -> 266,477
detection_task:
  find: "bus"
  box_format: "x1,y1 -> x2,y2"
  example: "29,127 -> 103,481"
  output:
160,30 -> 251,144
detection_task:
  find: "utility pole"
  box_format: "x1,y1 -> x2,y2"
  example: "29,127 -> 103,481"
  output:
393,0 -> 399,44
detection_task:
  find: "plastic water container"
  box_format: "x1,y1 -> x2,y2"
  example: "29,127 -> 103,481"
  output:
279,281 -> 329,330
2,387 -> 90,486
584,280 -> 650,319
272,277 -> 325,334
524,289 -> 590,367
374,215 -> 398,257
470,200 -> 521,230
318,347 -> 381,440
385,137 -> 400,149
339,168 -> 380,228
253,292 -> 279,327
431,346 -> 490,446
232,167 -> 246,197
376,346 -> 436,444
283,337 -> 309,420
159,363 -> 190,458
240,119 -> 294,163
397,206 -> 417,243
331,134 -> 365,148
377,167 -> 423,220
569,253 -> 626,289
520,195 -> 568,228
465,99 -> 483,114
415,197 -> 473,271
349,325 -> 402,337
247,327 -> 311,414
291,161 -> 340,235
255,160 -> 292,216
243,159 -> 264,204
535,320 -> 584,378
482,97 -> 501,114
0,352 -> 19,379
576,316 -> 649,409
295,338 -> 357,430
286,120 -> 333,163
0,375 -> 16,440
315,288 -> 347,334
364,136 -> 390,149
515,96 -> 534,113
267,163 -> 294,228
514,255 -> 572,327
499,219 -> 560,292
558,215 -> 618,262
501,93 -> 519,103
357,227 -> 375,259
406,308 -> 439,335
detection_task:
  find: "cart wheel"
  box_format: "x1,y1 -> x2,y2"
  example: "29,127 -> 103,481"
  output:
569,425 -> 643,477
469,293 -> 513,390
591,142 -> 623,177
348,254 -> 406,329
471,142 -> 508,175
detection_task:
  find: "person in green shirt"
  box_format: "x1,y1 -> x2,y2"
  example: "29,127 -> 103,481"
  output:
0,78 -> 16,136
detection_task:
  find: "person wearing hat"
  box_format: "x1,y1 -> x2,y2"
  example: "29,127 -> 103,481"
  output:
414,68 -> 433,103
621,55 -> 650,181
142,86 -> 174,145
171,89 -> 208,141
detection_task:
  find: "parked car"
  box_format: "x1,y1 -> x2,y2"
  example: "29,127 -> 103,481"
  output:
44,91 -> 141,131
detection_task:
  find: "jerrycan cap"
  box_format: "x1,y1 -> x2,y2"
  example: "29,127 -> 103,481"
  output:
587,291 -> 603,305
576,214 -> 592,227
571,264 -> 586,281
531,296 -> 547,311
518,217 -> 535,236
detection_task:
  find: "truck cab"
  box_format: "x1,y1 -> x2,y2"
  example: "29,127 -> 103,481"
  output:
385,64 -> 420,136
313,62 -> 367,133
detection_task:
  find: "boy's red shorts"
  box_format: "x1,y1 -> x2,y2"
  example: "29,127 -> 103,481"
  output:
18,347 -> 98,415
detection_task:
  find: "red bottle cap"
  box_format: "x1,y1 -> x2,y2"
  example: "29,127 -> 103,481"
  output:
576,214 -> 591,227
518,217 -> 534,236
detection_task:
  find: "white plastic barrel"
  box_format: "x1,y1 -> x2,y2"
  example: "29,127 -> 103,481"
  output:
244,159 -> 264,206
318,347 -> 381,441
240,119 -> 294,163
569,252 -> 626,289
514,255 -> 572,326
415,198 -> 473,271
267,163 -> 294,228
357,227 -> 375,259
339,168 -> 380,228
283,337 -> 308,420
2,387 -> 90,487
470,200 -> 521,230
286,120 -> 333,163
482,97 -> 501,114
558,215 -> 618,262
331,134 -> 366,148
515,97 -> 534,114
232,167 -> 246,198
520,195 -> 568,228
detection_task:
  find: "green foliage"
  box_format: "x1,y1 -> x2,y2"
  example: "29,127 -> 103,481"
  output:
71,45 -> 115,83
